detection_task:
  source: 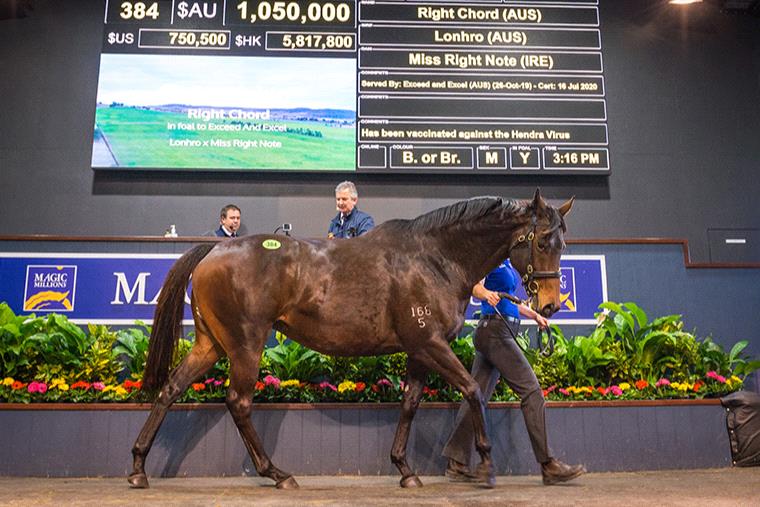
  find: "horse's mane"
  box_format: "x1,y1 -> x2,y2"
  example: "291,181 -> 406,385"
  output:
382,197 -> 523,234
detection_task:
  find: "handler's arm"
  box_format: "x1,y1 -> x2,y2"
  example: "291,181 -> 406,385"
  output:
517,304 -> 549,329
472,279 -> 501,307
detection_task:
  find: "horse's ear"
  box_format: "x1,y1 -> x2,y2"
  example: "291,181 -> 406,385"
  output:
531,188 -> 546,210
558,196 -> 575,217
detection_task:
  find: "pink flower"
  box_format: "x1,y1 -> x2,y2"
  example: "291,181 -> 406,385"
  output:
204,378 -> 215,384
92,382 -> 105,391
610,386 -> 623,396
706,371 -> 726,383
655,378 -> 671,388
559,388 -> 570,396
263,375 -> 281,388
376,378 -> 392,387
28,381 -> 48,394
319,381 -> 337,392
213,380 -> 223,387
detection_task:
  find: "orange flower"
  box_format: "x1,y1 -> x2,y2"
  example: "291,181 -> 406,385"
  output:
71,381 -> 91,390
123,380 -> 142,392
635,380 -> 649,390
11,381 -> 25,390
255,381 -> 265,390
191,383 -> 205,391
355,382 -> 366,392
692,380 -> 704,392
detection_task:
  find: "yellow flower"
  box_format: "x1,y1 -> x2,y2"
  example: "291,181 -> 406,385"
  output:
224,379 -> 230,387
57,383 -> 70,391
619,382 -> 631,391
580,386 -> 593,394
567,386 -> 579,394
114,386 -> 128,396
338,380 -> 356,393
727,376 -> 743,387
280,379 -> 300,388
102,385 -> 114,393
2,377 -> 14,386
51,378 -> 67,388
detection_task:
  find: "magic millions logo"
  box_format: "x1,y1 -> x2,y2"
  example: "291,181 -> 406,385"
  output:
559,267 -> 577,312
23,265 -> 78,312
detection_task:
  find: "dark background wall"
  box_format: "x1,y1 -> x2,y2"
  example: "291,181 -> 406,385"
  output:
1,0 -> 759,259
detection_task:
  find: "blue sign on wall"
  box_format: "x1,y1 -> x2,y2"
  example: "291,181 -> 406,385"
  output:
0,253 -> 190,324
0,253 -> 607,325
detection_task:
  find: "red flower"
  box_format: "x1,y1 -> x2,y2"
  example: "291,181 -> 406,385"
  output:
355,382 -> 366,392
422,386 -> 438,397
371,384 -> 379,393
123,380 -> 142,392
635,380 -> 649,390
255,381 -> 265,391
71,381 -> 91,390
693,380 -> 704,392
191,383 -> 205,391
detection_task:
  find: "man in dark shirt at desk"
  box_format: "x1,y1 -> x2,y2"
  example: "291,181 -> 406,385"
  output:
327,181 -> 374,239
215,204 -> 241,238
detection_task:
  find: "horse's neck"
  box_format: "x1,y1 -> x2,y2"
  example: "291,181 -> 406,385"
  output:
437,211 -> 526,292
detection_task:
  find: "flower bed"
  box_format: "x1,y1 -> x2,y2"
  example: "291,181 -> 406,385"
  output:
1,301 -> 757,405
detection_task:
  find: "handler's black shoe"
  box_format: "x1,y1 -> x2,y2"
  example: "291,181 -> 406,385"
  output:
445,459 -> 478,482
540,458 -> 586,485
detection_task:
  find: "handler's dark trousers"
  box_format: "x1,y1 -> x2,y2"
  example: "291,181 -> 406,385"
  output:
442,317 -> 552,464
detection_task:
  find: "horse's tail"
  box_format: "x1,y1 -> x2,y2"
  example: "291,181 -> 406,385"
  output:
142,243 -> 215,392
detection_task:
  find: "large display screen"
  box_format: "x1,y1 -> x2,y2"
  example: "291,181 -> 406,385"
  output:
92,0 -> 608,174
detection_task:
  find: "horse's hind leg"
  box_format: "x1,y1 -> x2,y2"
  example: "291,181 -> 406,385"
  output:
226,347 -> 299,489
390,359 -> 427,488
128,331 -> 220,488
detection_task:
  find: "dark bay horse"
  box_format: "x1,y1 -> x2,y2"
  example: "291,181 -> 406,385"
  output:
129,190 -> 573,490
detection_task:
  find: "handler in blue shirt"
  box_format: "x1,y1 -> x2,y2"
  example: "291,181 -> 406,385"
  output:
442,259 -> 586,486
327,181 -> 375,239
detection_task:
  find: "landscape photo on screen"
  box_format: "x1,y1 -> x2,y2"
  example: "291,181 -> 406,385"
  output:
92,54 -> 357,170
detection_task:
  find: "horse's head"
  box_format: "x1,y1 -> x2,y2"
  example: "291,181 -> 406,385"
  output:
508,189 -> 574,318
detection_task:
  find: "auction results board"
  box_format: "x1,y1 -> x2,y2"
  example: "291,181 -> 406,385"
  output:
92,0 -> 608,174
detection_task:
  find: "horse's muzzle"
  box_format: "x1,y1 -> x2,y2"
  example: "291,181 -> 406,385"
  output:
541,303 -> 560,317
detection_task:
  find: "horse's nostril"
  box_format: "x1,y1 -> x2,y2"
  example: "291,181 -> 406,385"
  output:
542,304 -> 558,317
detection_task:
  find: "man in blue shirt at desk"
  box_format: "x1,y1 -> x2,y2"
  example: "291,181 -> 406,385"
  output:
327,181 -> 374,239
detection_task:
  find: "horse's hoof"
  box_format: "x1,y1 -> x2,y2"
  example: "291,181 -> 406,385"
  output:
127,473 -> 149,489
400,475 -> 423,488
276,476 -> 300,489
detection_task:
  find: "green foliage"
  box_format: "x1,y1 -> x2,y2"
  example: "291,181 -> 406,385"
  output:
78,324 -> 121,383
113,322 -> 150,379
1,300 -> 758,404
263,339 -> 327,381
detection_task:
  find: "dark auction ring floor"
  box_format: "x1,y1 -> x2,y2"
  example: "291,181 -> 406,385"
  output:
0,468 -> 757,507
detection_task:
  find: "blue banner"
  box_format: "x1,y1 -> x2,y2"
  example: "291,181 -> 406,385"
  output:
0,253 -> 190,324
0,253 -> 606,325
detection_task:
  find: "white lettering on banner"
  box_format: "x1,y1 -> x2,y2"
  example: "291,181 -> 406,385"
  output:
112,272 -> 151,305
111,272 -> 193,307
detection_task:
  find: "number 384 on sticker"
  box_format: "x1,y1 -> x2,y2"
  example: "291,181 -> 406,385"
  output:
411,305 -> 432,328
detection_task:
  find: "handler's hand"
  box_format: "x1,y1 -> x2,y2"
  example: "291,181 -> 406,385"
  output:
535,314 -> 549,329
485,290 -> 501,307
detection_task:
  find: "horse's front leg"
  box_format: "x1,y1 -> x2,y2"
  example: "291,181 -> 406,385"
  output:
390,359 -> 427,488
414,341 -> 495,487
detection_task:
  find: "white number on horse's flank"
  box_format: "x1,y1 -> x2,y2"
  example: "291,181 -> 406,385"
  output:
410,305 -> 432,327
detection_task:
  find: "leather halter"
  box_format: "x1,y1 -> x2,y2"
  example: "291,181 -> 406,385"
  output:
510,213 -> 562,303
